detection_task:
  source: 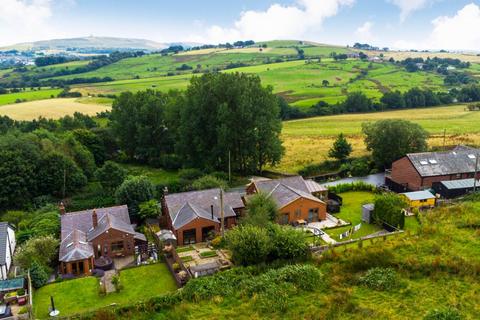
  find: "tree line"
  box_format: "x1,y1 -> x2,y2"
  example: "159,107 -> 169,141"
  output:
280,84 -> 480,120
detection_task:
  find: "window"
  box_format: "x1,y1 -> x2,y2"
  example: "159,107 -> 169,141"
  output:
111,241 -> 124,253
280,213 -> 289,225
295,208 -> 301,218
308,208 -> 319,222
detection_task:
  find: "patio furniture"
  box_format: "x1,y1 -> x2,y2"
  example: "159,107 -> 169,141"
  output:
17,296 -> 27,306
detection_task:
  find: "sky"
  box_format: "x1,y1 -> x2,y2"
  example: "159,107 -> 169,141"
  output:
1,0 -> 480,51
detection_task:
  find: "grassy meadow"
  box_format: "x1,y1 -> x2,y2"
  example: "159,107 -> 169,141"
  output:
0,88 -> 62,106
276,104 -> 480,172
0,97 -> 110,120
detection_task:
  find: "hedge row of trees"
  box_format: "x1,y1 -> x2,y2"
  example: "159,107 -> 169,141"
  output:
281,84 -> 480,120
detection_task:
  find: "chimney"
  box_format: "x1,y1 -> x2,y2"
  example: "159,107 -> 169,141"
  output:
92,209 -> 98,229
163,186 -> 169,195
210,205 -> 214,220
59,202 -> 66,215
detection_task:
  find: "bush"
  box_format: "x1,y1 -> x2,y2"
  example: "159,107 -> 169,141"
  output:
359,267 -> 399,291
30,260 -> 49,288
14,235 -> 59,270
115,176 -> 155,219
327,181 -> 377,194
423,308 -> 463,320
191,175 -> 227,190
268,224 -> 309,261
225,225 -> 271,266
178,168 -> 203,181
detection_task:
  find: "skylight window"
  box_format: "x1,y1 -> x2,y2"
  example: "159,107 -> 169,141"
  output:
66,242 -> 73,248
468,154 -> 476,159
429,159 -> 438,164
420,160 -> 428,165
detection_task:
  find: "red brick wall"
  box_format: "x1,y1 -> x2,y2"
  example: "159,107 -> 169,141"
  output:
174,217 -> 220,245
91,229 -> 135,259
390,157 -> 423,190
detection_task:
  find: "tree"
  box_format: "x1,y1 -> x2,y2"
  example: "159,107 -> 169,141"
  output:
30,260 -> 49,288
115,176 -> 155,220
138,199 -> 160,221
225,225 -> 271,266
373,193 -> 407,230
362,119 -> 428,168
191,175 -> 228,191
328,133 -> 352,162
176,73 -> 284,173
268,224 -> 309,261
381,91 -> 405,109
14,235 -> 59,271
242,192 -> 278,227
343,92 -> 373,113
110,90 -> 173,163
322,80 -> 329,87
95,161 -> 127,192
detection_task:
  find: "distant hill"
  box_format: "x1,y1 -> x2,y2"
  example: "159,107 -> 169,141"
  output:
1,36 -> 201,52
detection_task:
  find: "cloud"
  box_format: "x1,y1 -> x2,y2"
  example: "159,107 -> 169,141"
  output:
0,0 -> 61,46
388,0 -> 433,21
427,3 -> 480,51
190,0 -> 355,44
354,21 -> 375,42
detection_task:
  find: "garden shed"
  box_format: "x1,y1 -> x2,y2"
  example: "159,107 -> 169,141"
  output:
361,203 -> 374,224
432,178 -> 480,199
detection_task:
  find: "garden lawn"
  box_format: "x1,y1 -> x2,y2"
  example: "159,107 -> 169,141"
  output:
33,263 -> 177,319
325,191 -> 381,241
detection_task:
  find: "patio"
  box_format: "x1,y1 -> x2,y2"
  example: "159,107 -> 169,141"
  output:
308,214 -> 349,229
176,244 -> 232,275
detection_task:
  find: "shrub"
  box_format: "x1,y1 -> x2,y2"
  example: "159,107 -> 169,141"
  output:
115,176 -> 155,219
178,168 -> 203,181
111,274 -> 123,292
225,225 -> 271,266
327,181 -> 377,194
14,235 -> 59,270
359,267 -> 399,291
30,260 -> 49,288
255,282 -> 292,314
423,308 -> 463,320
191,175 -> 227,190
242,192 -> 278,227
268,224 -> 309,261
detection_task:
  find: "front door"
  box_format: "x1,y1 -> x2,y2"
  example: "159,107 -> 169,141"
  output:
308,208 -> 319,222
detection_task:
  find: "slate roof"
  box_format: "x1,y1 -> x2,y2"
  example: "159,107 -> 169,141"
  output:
164,188 -> 244,230
401,190 -> 435,201
60,205 -> 145,262
59,229 -> 94,263
61,205 -> 130,239
439,178 -> 480,190
0,223 -> 12,265
407,146 -> 480,177
251,176 -> 326,209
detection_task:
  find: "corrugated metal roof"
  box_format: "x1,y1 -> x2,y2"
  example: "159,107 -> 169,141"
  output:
401,190 -> 435,201
440,178 -> 480,190
407,146 -> 480,177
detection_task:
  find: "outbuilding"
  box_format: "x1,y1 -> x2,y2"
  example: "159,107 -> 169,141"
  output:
400,191 -> 436,210
432,178 -> 480,199
362,203 -> 375,224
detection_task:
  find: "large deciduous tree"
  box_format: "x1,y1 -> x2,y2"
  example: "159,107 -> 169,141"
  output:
176,73 -> 284,173
362,119 -> 428,168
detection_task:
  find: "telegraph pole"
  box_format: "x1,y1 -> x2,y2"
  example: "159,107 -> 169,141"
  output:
474,153 -> 479,192
220,188 -> 225,237
228,150 -> 231,184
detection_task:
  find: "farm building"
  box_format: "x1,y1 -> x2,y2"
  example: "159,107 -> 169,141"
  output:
400,191 -> 436,210
386,145 -> 480,192
432,178 -> 480,199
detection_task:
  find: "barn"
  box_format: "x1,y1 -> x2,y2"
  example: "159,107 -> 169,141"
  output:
432,178 -> 480,199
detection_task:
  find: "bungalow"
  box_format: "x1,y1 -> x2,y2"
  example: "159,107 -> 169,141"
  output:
0,223 -> 15,280
161,189 -> 245,245
245,176 -> 327,225
59,205 -> 146,276
386,145 -> 480,192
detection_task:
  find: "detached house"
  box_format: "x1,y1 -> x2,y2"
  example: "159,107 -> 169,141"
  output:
386,146 -> 480,192
245,176 -> 328,224
161,189 -> 245,245
0,223 -> 15,280
59,205 -> 146,276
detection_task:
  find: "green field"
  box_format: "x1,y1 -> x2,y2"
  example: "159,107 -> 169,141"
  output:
0,88 -> 62,106
276,104 -> 480,172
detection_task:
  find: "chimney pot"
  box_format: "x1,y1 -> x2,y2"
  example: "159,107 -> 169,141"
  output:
210,205 -> 214,220
59,202 -> 66,215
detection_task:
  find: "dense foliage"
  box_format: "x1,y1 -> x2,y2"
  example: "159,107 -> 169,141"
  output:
362,119 -> 429,168
241,192 -> 278,227
115,176 -> 155,220
329,133 -> 352,162
373,193 -> 407,230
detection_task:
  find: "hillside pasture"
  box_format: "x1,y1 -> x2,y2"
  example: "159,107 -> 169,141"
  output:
0,88 -> 62,106
276,104 -> 480,172
0,97 -> 110,120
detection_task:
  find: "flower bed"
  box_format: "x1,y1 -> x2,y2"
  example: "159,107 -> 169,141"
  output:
199,250 -> 218,258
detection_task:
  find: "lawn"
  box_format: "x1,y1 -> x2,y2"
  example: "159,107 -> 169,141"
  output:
33,263 -> 177,319
0,97 -> 110,120
325,191 -> 381,241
